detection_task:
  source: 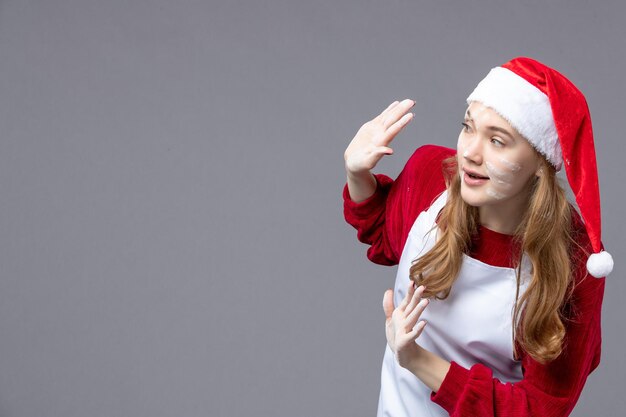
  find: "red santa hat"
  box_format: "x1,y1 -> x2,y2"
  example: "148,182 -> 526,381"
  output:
466,56 -> 613,278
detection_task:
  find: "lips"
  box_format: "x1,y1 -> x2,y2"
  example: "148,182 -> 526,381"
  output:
462,168 -> 490,185
465,170 -> 489,179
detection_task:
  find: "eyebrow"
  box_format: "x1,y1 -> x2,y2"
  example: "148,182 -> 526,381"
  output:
465,109 -> 515,139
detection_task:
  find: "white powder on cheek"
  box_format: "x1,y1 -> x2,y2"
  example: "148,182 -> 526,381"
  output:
486,187 -> 506,200
485,161 -> 514,187
497,157 -> 521,172
456,136 -> 465,153
456,136 -> 471,163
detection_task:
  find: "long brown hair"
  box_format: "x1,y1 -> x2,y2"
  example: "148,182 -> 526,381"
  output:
409,155 -> 576,363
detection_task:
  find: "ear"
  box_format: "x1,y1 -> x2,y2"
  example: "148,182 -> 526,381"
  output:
535,158 -> 546,178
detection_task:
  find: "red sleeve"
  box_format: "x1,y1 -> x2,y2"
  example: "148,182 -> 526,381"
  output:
342,145 -> 454,265
430,212 -> 606,417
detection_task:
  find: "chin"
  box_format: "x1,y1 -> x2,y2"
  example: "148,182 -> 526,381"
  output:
459,186 -> 486,208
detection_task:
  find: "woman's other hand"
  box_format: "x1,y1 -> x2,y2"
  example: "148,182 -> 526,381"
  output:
383,282 -> 428,369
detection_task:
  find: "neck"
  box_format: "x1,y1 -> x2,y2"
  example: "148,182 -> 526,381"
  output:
478,192 -> 530,235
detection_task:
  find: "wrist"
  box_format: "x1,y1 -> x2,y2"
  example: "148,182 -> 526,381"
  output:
404,344 -> 451,393
345,170 -> 377,203
403,344 -> 428,373
346,167 -> 373,180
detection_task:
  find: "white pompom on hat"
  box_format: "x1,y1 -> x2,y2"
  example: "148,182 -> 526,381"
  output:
467,57 -> 613,278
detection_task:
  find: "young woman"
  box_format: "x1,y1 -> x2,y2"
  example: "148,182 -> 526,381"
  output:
342,57 -> 613,416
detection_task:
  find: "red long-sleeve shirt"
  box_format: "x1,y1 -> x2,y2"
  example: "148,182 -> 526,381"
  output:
343,144 -> 605,417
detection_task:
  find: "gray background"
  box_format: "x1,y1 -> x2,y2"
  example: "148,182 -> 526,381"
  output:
0,0 -> 624,416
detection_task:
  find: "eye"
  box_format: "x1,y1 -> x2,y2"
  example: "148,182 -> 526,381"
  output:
461,122 -> 471,133
490,138 -> 505,147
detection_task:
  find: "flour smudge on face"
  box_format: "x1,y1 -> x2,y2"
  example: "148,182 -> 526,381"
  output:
485,161 -> 515,187
497,157 -> 521,172
486,188 -> 507,200
484,159 -> 524,200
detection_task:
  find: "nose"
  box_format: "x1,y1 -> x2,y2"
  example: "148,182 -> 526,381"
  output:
462,136 -> 483,165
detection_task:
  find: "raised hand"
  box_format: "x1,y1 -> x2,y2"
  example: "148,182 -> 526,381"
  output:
383,282 -> 429,368
344,99 -> 415,174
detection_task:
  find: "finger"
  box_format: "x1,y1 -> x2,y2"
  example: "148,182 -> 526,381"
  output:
380,100 -> 400,117
405,284 -> 425,315
372,145 -> 394,157
384,100 -> 400,113
383,289 -> 395,320
407,320 -> 427,340
398,280 -> 415,311
405,298 -> 429,330
383,112 -> 414,144
382,98 -> 415,129
374,100 -> 400,122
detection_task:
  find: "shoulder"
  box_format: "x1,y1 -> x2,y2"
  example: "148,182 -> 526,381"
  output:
405,145 -> 456,173
386,145 -> 455,233
397,145 -> 456,192
398,145 -> 456,202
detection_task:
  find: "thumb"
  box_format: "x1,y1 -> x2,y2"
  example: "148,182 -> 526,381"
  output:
383,289 -> 395,320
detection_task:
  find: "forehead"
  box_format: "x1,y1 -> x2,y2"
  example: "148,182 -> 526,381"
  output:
465,102 -> 523,137
466,102 -> 509,125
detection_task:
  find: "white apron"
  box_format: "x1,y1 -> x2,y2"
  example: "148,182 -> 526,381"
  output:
377,191 -> 531,417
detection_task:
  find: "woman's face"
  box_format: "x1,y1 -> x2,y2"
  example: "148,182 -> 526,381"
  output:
457,102 -> 542,210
